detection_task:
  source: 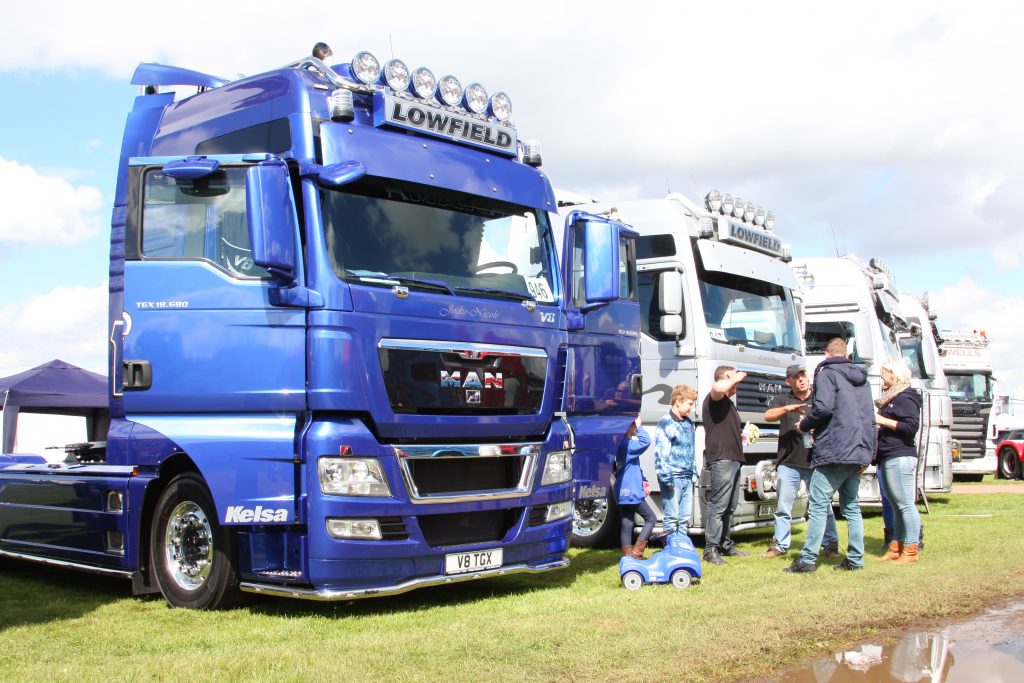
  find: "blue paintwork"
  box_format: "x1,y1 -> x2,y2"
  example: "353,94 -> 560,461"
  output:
618,533 -> 703,587
0,52 -> 638,599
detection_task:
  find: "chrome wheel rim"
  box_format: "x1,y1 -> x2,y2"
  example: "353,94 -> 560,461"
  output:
573,497 -> 609,537
164,501 -> 214,591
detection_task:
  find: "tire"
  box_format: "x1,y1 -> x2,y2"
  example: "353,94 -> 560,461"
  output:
998,448 -> 1022,480
571,493 -> 618,548
150,473 -> 240,609
670,569 -> 692,589
621,570 -> 644,591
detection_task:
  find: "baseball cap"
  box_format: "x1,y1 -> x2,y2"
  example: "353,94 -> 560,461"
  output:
786,364 -> 806,379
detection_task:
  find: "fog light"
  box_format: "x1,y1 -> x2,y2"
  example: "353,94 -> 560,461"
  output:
764,211 -> 775,230
382,59 -> 410,92
327,518 -> 382,540
463,82 -> 488,114
541,450 -> 572,485
546,501 -> 572,523
488,91 -> 512,122
437,74 -> 463,106
705,190 -> 722,213
351,51 -> 381,85
721,193 -> 735,216
411,67 -> 437,99
732,198 -> 745,219
328,89 -> 355,122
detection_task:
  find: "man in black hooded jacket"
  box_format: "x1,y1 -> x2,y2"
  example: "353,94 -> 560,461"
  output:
784,338 -> 876,573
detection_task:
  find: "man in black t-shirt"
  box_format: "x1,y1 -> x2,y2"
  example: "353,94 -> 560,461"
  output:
702,365 -> 747,565
761,364 -> 839,558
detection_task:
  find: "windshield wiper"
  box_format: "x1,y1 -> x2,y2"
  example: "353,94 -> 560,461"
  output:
454,286 -> 536,303
351,275 -> 453,296
771,345 -> 802,354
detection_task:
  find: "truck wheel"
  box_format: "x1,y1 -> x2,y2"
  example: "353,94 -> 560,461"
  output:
998,448 -> 1022,480
670,569 -> 692,589
621,570 -> 643,591
150,473 -> 240,609
571,494 -> 618,548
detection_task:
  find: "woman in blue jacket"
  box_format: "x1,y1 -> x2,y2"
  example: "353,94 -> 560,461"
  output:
614,418 -> 655,558
874,356 -> 923,564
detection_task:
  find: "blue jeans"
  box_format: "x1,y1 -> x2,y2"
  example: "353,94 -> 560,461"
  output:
877,465 -> 895,532
705,460 -> 742,552
798,464 -> 865,567
880,456 -> 921,545
660,474 -> 694,535
773,464 -> 839,552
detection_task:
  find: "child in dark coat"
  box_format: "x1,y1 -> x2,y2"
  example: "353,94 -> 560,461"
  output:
614,417 -> 655,558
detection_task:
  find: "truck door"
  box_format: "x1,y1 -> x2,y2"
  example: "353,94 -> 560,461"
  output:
562,213 -> 642,546
116,156 -> 306,415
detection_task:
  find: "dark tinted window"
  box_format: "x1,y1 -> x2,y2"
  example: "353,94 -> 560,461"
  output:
637,234 -> 676,259
196,119 -> 290,155
638,270 -> 682,340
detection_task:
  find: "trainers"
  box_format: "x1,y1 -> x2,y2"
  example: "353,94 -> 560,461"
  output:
833,558 -> 863,571
783,559 -> 817,573
822,541 -> 842,558
762,542 -> 787,558
703,548 -> 726,566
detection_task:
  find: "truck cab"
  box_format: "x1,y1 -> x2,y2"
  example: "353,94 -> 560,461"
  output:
790,255 -> 907,503
0,46 -> 638,608
939,329 -> 997,479
562,191 -> 804,544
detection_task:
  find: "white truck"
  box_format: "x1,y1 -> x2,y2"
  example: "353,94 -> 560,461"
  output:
561,191 -> 805,545
789,255 -> 906,504
896,293 -> 954,493
939,329 -> 996,480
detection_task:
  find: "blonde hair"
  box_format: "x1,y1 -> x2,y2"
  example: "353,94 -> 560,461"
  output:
671,384 -> 697,404
881,356 -> 913,384
825,338 -> 847,357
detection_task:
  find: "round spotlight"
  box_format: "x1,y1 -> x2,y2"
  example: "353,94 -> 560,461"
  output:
732,197 -> 745,218
743,202 -> 755,222
437,75 -> 463,107
765,211 -> 775,230
411,67 -> 436,99
754,206 -> 766,227
382,59 -> 410,92
488,91 -> 512,122
705,190 -> 722,213
463,82 -> 488,114
351,51 -> 381,85
721,193 -> 735,216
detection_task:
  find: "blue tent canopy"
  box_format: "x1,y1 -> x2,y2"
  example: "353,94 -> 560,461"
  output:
0,359 -> 108,453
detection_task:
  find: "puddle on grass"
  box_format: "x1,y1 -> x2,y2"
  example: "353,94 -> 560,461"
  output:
765,600 -> 1024,682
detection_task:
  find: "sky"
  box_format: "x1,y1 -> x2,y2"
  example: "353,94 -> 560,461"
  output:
1,0 -> 1022,403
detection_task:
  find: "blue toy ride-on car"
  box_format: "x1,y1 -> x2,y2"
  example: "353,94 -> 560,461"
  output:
619,532 -> 703,590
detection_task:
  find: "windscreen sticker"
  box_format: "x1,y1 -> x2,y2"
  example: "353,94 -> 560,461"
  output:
709,328 -> 727,342
525,277 -> 554,302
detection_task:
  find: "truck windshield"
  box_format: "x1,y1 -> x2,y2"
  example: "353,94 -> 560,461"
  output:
947,372 -> 993,401
698,269 -> 801,353
321,177 -> 555,303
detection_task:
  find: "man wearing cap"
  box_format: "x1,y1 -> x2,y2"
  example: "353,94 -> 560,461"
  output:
761,364 -> 840,559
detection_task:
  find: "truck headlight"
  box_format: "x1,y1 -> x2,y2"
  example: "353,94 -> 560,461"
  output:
327,518 -> 382,540
318,457 -> 391,496
541,450 -> 572,486
546,500 -> 572,523
351,51 -> 381,85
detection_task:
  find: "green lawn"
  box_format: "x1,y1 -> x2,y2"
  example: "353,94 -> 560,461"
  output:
2,491 -> 1023,682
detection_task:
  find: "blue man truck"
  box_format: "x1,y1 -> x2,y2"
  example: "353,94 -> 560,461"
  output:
0,46 -> 639,609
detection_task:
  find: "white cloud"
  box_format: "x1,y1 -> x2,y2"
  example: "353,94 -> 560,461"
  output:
0,283 -> 107,377
929,278 -> 1024,397
0,157 -> 103,245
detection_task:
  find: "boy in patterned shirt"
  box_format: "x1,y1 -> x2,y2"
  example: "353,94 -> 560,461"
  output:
655,385 -> 697,536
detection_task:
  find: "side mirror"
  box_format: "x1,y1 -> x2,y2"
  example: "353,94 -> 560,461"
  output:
246,164 -> 298,283
583,220 -> 618,304
658,270 -> 683,335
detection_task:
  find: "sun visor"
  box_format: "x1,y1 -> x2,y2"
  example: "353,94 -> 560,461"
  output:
696,240 -> 798,290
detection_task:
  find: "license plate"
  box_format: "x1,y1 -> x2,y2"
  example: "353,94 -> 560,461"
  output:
445,548 -> 503,575
758,504 -> 776,516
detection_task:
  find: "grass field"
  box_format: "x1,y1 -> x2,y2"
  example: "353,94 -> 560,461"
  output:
2,490 -> 1022,682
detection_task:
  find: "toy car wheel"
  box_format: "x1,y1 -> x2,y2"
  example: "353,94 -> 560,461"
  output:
621,570 -> 644,591
670,569 -> 692,589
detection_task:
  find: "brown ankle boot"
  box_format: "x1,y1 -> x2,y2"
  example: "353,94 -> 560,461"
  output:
893,543 -> 918,564
621,546 -> 633,557
876,540 -> 902,561
631,540 -> 648,559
